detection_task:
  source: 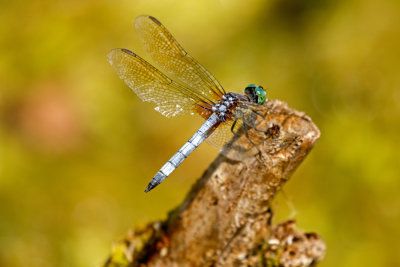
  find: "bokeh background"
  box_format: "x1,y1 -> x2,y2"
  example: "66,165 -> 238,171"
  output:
1,0 -> 399,266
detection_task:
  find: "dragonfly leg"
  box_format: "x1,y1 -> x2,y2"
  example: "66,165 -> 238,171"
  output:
231,119 -> 238,134
237,105 -> 267,133
241,120 -> 267,159
251,124 -> 267,133
247,110 -> 280,136
242,119 -> 258,147
234,109 -> 260,145
251,108 -> 266,119
235,109 -> 269,149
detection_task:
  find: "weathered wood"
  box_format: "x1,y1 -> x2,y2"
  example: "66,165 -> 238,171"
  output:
105,100 -> 325,267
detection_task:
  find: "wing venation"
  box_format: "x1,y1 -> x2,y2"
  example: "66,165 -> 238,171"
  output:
108,48 -> 205,118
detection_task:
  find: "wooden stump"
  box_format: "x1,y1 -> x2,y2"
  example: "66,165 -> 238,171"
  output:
105,100 -> 325,267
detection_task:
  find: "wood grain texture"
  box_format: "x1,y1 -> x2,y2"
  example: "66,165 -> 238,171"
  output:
105,100 -> 325,267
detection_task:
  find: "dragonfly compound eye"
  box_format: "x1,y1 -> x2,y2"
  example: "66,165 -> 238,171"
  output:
255,86 -> 266,105
244,84 -> 258,103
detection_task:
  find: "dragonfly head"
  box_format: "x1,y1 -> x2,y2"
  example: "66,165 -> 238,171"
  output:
245,84 -> 266,105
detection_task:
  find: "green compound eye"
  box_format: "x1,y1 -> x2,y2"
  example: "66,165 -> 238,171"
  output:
255,86 -> 266,105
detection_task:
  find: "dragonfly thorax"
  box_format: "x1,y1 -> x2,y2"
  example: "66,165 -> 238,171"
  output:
212,93 -> 238,122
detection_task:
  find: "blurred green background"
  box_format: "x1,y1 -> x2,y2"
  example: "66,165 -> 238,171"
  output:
1,0 -> 399,266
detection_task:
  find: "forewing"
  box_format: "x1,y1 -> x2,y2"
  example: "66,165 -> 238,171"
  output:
108,48 -> 203,118
135,15 -> 226,103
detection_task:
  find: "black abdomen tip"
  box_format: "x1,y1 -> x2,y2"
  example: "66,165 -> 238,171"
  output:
144,180 -> 158,193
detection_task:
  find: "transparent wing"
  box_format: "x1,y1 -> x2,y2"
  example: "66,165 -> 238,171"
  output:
135,15 -> 226,104
206,119 -> 241,149
206,100 -> 265,149
108,48 -> 210,118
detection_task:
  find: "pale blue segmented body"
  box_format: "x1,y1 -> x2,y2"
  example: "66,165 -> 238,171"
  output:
145,113 -> 219,192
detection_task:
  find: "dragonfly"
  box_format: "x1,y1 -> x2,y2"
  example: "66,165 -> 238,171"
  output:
108,15 -> 267,192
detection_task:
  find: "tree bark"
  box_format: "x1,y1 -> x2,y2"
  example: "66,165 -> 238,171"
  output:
105,100 -> 325,267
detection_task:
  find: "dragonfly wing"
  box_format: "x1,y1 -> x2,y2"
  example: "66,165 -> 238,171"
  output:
206,100 -> 262,149
206,119 -> 244,149
207,102 -> 267,149
108,48 -> 206,118
135,15 -> 226,103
